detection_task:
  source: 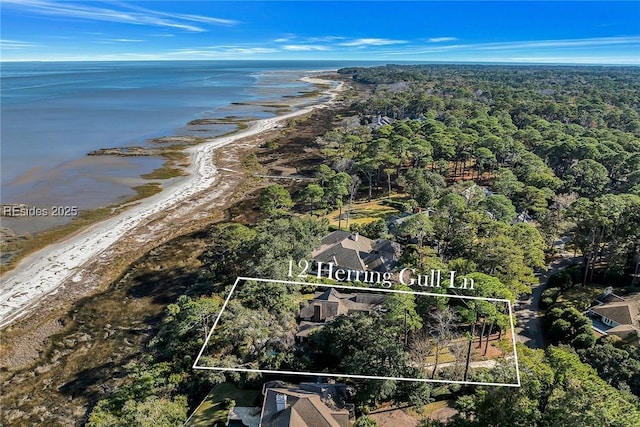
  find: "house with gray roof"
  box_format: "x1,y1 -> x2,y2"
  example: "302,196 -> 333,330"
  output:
299,288 -> 385,323
311,230 -> 400,273
296,289 -> 385,342
588,290 -> 640,340
259,382 -> 351,427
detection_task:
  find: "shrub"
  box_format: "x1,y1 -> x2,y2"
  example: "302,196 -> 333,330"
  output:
223,398 -> 236,409
540,287 -> 561,309
381,198 -> 413,212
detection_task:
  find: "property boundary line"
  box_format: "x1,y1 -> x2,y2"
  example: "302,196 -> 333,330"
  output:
193,277 -> 521,387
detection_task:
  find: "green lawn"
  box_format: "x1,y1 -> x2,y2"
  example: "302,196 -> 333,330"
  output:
186,382 -> 260,427
325,197 -> 404,228
556,284 -> 619,311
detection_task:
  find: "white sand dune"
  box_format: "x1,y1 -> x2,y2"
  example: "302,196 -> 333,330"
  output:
0,76 -> 344,329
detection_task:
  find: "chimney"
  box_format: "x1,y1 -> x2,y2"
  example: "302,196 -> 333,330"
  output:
604,286 -> 613,296
275,394 -> 287,412
352,231 -> 358,242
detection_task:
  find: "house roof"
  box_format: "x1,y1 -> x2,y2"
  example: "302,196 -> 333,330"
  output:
372,239 -> 399,254
318,230 -> 364,249
260,387 -> 349,427
354,293 -> 386,305
298,290 -> 385,322
314,243 -> 367,271
608,324 -> 639,333
595,293 -> 626,304
607,324 -> 640,339
362,253 -> 386,271
590,301 -> 640,326
312,231 -> 400,273
314,288 -> 345,302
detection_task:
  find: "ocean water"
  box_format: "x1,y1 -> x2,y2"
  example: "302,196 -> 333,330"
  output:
0,60 -> 375,233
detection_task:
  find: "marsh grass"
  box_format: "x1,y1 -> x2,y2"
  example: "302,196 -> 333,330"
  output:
0,183 -> 162,273
141,151 -> 189,180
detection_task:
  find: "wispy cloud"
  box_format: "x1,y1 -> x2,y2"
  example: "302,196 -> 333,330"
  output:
339,38 -> 407,47
115,2 -> 238,26
282,44 -> 329,51
273,33 -> 297,43
108,38 -> 145,43
428,37 -> 458,43
388,44 -> 466,55
387,36 -> 640,56
472,36 -> 640,50
274,35 -> 343,44
227,47 -> 279,54
272,35 -> 346,51
306,36 -> 345,43
170,46 -> 279,57
2,0 -> 237,32
0,39 -> 39,49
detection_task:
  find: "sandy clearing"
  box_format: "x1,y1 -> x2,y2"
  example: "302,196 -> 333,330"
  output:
0,75 -> 344,329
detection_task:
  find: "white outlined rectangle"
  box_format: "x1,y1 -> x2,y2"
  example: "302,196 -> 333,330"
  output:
193,277 -> 521,387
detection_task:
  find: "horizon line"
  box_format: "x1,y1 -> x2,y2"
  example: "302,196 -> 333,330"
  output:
2,58 -> 639,67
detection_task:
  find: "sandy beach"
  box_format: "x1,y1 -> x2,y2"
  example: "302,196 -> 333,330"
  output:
0,75 -> 344,330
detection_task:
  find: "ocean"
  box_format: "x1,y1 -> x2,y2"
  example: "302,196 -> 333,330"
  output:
0,60 -> 376,234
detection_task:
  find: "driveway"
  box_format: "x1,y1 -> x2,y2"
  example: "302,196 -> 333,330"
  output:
514,245 -> 580,349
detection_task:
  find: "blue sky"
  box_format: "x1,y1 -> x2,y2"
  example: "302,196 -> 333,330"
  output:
1,1 -> 639,64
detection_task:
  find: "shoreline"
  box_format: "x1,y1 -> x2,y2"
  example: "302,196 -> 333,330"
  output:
0,74 -> 345,330
0,68 -> 335,239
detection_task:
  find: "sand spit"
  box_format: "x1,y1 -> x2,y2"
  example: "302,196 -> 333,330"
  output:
0,75 -> 344,329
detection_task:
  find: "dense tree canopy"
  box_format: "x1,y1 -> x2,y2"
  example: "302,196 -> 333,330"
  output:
454,345 -> 640,427
88,64 -> 640,426
331,64 -> 639,288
